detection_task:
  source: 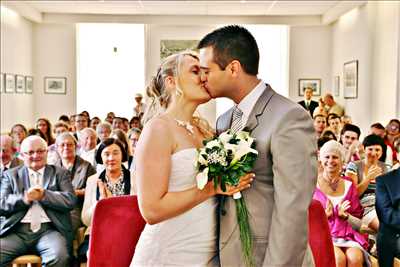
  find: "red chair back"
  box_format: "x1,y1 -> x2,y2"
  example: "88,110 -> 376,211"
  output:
308,199 -> 336,267
88,195 -> 146,267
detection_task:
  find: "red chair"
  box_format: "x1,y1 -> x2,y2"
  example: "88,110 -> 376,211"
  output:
308,199 -> 336,267
87,195 -> 146,267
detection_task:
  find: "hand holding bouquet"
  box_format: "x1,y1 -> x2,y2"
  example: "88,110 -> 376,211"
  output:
195,130 -> 258,267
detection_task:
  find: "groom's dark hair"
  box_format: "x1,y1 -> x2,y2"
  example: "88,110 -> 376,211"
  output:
197,25 -> 259,76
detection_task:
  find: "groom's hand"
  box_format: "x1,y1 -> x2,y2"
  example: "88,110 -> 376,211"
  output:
215,173 -> 255,196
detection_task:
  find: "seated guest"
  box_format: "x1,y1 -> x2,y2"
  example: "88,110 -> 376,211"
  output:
74,114 -> 89,141
104,112 -> 115,125
78,128 -> 97,167
129,116 -> 142,130
127,128 -> 141,171
1,135 -> 23,175
81,111 -> 90,122
323,93 -> 345,117
122,117 -> 129,133
89,117 -> 101,131
321,129 -> 337,141
80,138 -> 135,262
313,114 -> 326,138
340,124 -> 364,164
36,118 -> 55,146
58,115 -> 71,126
385,119 -> 399,165
69,114 -> 77,132
96,122 -> 112,146
54,133 -> 96,234
112,117 -> 124,131
375,167 -> 400,267
47,121 -> 70,165
0,136 -> 77,266
341,115 -> 352,128
10,124 -> 28,158
326,113 -> 341,140
312,98 -> 328,118
346,134 -> 388,232
313,140 -> 369,267
298,87 -> 319,117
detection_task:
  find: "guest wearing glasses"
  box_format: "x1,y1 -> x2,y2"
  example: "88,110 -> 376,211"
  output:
0,136 -> 77,267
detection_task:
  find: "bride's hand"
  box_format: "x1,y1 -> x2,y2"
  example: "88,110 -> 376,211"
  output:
206,173 -> 255,196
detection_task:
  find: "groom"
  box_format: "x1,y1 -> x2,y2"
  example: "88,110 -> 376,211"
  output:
198,26 -> 317,267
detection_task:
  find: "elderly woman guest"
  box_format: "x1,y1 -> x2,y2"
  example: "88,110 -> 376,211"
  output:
346,134 -> 388,232
36,118 -> 55,145
54,132 -> 96,234
314,140 -> 368,267
80,138 -> 135,262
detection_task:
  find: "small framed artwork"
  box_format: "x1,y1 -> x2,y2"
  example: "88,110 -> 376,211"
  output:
298,79 -> 321,96
26,76 -> 33,94
44,77 -> 66,94
0,73 -> 4,93
343,60 -> 358,99
16,75 -> 25,93
334,76 -> 340,97
5,73 -> 15,93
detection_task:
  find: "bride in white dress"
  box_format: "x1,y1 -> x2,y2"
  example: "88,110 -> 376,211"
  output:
131,51 -> 253,266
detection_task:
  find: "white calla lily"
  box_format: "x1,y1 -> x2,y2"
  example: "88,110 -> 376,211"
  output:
230,140 -> 258,166
198,153 -> 208,165
236,131 -> 250,140
196,167 -> 209,190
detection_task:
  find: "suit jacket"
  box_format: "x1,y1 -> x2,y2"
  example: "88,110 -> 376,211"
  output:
298,100 -> 319,117
54,155 -> 96,191
0,164 -> 77,245
216,85 -> 317,267
376,168 -> 400,267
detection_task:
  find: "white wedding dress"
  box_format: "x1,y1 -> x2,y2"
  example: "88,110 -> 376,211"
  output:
131,148 -> 218,267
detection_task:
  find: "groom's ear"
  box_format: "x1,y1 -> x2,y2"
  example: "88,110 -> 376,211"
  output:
228,60 -> 241,78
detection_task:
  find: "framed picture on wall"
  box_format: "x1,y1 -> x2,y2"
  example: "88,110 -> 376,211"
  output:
343,60 -> 358,99
160,40 -> 199,60
298,79 -> 321,96
44,77 -> 66,94
5,73 -> 15,93
334,76 -> 340,97
16,75 -> 25,93
26,76 -> 33,94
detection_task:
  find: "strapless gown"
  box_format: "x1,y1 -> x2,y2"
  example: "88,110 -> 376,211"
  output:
131,149 -> 218,267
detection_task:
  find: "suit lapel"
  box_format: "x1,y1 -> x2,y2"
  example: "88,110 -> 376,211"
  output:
42,165 -> 52,189
19,166 -> 31,191
243,84 -> 275,133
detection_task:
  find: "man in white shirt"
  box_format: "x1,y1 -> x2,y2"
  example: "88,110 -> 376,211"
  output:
0,136 -> 76,266
133,93 -> 146,118
78,128 -> 97,167
1,135 -> 23,175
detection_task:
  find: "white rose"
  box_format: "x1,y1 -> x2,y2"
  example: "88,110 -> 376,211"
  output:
236,131 -> 250,141
196,167 -> 209,190
198,153 -> 208,166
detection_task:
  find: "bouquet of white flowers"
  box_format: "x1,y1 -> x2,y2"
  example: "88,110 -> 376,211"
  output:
196,130 -> 258,267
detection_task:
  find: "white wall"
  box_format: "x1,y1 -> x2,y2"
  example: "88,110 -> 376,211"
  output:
33,23 -> 76,123
331,2 -> 400,134
1,6 -> 34,132
289,25 -> 332,102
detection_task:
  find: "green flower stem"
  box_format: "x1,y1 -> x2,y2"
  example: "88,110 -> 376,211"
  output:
235,197 -> 254,267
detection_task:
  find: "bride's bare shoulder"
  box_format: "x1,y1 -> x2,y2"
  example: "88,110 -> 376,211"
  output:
142,115 -> 173,136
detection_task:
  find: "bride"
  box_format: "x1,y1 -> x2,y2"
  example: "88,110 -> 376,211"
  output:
130,51 -> 253,266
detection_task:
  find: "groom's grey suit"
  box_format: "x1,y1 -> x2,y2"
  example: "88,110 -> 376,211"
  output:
216,85 -> 317,267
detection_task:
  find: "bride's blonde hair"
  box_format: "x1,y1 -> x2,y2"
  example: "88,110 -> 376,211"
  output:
142,50 -> 215,139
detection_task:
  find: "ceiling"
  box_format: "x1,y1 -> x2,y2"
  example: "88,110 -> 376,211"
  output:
7,0 -> 349,16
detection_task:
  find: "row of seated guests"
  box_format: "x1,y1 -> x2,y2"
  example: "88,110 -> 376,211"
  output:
0,134 -> 137,266
315,135 -> 400,267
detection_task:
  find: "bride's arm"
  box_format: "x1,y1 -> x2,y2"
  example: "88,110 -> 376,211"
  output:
135,118 -> 250,225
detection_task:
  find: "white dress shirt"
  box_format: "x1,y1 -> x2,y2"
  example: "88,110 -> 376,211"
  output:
236,80 -> 266,128
80,148 -> 96,166
21,167 -> 51,223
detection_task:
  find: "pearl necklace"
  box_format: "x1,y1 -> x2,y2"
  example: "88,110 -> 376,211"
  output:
174,119 -> 195,135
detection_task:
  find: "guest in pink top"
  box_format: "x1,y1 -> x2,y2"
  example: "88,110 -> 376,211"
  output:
313,140 -> 369,267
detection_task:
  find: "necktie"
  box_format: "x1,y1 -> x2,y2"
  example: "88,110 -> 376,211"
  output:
30,172 -> 41,233
305,101 -> 309,110
231,106 -> 244,133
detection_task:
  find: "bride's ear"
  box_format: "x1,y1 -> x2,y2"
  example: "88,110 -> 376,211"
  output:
164,76 -> 176,92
